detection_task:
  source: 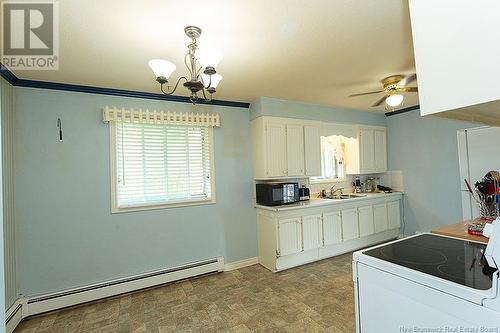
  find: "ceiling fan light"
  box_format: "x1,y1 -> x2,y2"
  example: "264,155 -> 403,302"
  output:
148,59 -> 176,80
385,93 -> 404,107
197,47 -> 223,69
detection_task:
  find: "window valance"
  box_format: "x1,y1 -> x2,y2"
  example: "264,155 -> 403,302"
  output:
102,106 -> 220,127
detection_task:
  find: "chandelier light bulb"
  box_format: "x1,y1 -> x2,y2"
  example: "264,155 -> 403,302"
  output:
210,74 -> 223,89
148,59 -> 176,80
385,93 -> 404,107
197,47 -> 224,70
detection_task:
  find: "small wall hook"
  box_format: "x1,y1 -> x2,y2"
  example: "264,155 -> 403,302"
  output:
57,118 -> 63,141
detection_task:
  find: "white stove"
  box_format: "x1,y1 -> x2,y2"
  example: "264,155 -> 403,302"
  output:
353,220 -> 500,332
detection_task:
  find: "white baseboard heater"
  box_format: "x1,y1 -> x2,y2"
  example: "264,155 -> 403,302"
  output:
6,302 -> 23,333
24,257 -> 224,317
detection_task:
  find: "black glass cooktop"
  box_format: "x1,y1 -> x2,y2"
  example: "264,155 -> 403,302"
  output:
363,234 -> 497,290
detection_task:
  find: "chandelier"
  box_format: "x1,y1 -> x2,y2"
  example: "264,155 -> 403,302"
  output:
148,26 -> 223,104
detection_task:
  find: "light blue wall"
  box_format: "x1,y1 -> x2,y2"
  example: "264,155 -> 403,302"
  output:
250,97 -> 387,126
386,110 -> 475,235
14,88 -> 256,296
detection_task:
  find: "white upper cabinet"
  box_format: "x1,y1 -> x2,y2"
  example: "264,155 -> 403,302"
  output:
408,1 -> 500,125
265,121 -> 287,177
359,128 -> 375,173
251,117 -> 321,179
346,126 -> 387,175
304,125 -> 321,176
374,129 -> 387,172
286,124 -> 305,176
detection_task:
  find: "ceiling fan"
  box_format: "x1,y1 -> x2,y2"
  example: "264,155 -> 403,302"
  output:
349,74 -> 418,108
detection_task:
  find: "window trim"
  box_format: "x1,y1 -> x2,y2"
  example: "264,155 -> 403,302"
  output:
309,135 -> 346,184
109,122 -> 216,213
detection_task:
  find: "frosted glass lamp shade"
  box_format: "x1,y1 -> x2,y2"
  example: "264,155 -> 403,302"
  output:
197,47 -> 223,69
209,74 -> 223,89
385,93 -> 404,107
148,59 -> 176,79
202,73 -> 223,89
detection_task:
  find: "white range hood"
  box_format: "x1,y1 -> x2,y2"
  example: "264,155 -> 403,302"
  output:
408,1 -> 500,126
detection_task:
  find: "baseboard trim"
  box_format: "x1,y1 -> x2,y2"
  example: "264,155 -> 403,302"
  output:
224,257 -> 259,271
6,255 -> 261,327
6,299 -> 25,333
23,257 -> 224,317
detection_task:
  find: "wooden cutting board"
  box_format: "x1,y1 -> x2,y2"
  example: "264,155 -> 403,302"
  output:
432,220 -> 489,243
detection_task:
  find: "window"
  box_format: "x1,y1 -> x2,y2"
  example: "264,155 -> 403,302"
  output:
111,121 -> 215,212
311,135 -> 346,182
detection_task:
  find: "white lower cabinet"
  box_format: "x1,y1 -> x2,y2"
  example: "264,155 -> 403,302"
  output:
358,205 -> 374,237
322,211 -> 342,246
373,203 -> 388,233
302,214 -> 322,250
277,217 -> 302,256
341,208 -> 359,241
256,194 -> 403,272
387,200 -> 401,229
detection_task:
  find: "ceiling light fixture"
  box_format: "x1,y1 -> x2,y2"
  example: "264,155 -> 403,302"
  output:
385,93 -> 404,107
148,26 -> 223,104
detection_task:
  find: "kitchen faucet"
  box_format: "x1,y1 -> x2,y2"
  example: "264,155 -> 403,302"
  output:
330,186 -> 344,197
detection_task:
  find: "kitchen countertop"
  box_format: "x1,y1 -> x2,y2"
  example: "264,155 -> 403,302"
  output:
431,220 -> 489,243
255,192 -> 404,212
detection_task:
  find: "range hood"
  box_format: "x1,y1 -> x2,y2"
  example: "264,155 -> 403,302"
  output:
408,1 -> 500,126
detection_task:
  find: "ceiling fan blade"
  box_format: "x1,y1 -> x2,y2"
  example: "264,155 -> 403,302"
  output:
371,95 -> 387,107
349,90 -> 385,97
401,87 -> 418,93
397,73 -> 417,86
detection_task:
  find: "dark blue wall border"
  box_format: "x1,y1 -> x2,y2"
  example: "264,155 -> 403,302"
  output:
0,64 -> 17,85
0,64 -> 250,109
385,104 -> 420,117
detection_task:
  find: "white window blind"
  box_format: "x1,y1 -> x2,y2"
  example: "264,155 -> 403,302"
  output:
113,121 -> 214,210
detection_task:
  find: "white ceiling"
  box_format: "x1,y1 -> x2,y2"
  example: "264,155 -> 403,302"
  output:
10,0 -> 418,111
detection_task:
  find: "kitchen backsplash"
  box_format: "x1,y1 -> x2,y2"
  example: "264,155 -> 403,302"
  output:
252,170 -> 404,200
307,170 -> 405,196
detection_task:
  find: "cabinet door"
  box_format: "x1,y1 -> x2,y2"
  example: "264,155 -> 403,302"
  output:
302,214 -> 322,251
358,205 -> 374,237
277,217 -> 302,256
323,211 -> 342,246
341,208 -> 359,241
387,201 -> 401,230
359,128 -> 375,173
265,122 -> 287,177
304,125 -> 321,176
286,124 -> 305,176
374,129 -> 387,172
373,203 -> 388,233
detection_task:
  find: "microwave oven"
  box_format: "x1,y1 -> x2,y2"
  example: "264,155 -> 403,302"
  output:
256,182 -> 299,206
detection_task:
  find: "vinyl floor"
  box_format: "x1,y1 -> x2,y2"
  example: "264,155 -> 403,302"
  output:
14,253 -> 355,333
